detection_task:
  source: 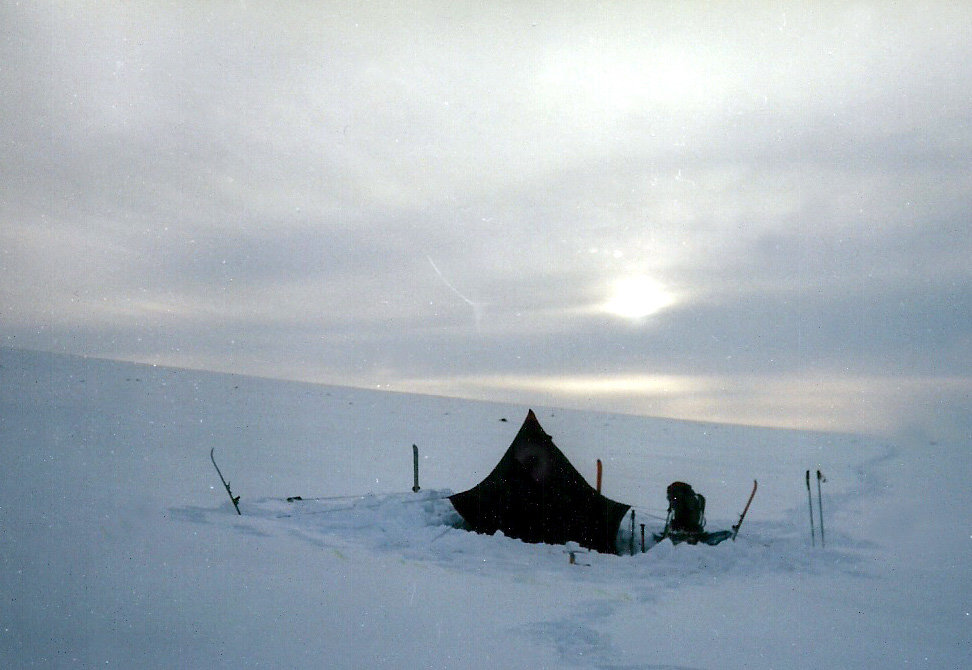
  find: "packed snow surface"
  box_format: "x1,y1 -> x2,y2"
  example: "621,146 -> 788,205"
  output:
1,348 -> 969,668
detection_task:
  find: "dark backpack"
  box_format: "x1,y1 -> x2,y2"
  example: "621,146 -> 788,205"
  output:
666,481 -> 706,534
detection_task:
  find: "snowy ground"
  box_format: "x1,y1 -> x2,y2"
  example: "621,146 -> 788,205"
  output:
1,347 -> 969,668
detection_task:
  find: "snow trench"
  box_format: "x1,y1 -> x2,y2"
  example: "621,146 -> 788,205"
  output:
182,488 -> 874,589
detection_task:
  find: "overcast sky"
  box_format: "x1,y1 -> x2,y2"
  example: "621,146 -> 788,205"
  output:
3,2 -> 970,438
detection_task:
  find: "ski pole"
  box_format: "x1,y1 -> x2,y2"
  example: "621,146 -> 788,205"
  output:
817,470 -> 825,548
805,470 -> 815,547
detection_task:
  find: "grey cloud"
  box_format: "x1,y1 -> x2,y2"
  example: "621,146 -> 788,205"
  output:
340,280 -> 972,383
3,3 -> 971,434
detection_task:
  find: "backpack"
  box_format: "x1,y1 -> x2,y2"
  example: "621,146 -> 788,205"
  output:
665,481 -> 706,534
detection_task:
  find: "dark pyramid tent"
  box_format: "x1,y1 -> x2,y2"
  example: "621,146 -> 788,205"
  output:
449,410 -> 631,554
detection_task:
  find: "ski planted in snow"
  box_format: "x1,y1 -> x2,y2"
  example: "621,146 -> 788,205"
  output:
210,448 -> 241,515
731,479 -> 758,540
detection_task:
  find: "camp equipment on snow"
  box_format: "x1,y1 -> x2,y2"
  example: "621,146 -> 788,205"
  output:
666,481 -> 706,534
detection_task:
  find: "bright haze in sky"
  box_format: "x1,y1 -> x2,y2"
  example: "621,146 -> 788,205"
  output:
2,2 -> 970,438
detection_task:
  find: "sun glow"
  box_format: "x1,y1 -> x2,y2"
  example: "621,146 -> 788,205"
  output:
538,46 -> 733,120
602,275 -> 675,320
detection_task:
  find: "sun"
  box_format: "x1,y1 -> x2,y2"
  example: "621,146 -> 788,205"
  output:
602,275 -> 675,320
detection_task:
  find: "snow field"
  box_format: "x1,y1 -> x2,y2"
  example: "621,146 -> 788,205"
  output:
1,347 -> 969,668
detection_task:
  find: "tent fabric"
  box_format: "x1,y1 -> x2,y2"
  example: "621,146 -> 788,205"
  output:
449,410 -> 631,554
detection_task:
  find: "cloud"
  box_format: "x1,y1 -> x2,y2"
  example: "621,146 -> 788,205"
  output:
2,2 -> 970,436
